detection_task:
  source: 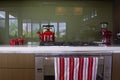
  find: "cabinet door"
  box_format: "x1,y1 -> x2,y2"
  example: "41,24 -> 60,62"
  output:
112,53 -> 120,80
0,69 -> 9,80
7,54 -> 35,68
8,69 -> 34,80
0,54 -> 7,68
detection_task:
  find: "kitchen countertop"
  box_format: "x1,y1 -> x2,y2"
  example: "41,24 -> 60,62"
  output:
0,46 -> 119,56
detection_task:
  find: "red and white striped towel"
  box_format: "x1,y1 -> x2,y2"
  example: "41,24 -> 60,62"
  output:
54,57 -> 98,80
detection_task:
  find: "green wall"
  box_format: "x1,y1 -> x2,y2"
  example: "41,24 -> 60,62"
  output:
0,27 -> 5,44
0,1 -> 113,44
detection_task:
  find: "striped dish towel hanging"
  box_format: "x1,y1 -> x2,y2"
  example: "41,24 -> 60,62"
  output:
54,57 -> 98,80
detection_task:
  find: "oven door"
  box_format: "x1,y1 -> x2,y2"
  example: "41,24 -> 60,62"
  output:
35,54 -> 112,80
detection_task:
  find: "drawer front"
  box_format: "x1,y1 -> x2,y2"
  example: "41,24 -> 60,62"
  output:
7,54 -> 35,68
0,54 -> 7,68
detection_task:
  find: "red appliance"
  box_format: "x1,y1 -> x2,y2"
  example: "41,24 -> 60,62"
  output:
100,22 -> 112,46
9,38 -> 24,45
9,39 -> 16,45
17,38 -> 24,45
37,25 -> 55,42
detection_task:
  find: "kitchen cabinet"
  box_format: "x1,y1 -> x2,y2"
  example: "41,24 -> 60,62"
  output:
0,69 -> 8,80
112,53 -> 120,80
7,54 -> 34,68
0,54 -> 7,68
8,69 -> 34,80
0,54 -> 35,80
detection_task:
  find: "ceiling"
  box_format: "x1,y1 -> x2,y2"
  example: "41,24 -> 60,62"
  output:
0,0 -> 114,1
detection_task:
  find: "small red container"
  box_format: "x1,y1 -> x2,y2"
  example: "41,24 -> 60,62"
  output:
17,38 -> 24,45
9,39 -> 16,45
10,38 -> 24,45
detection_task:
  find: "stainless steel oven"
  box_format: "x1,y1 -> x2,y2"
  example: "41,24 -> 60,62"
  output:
35,51 -> 112,80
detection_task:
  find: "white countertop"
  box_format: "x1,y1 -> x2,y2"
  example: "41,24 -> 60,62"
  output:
0,46 -> 119,54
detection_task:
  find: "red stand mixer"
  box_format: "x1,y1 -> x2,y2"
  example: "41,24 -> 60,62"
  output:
100,22 -> 112,46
